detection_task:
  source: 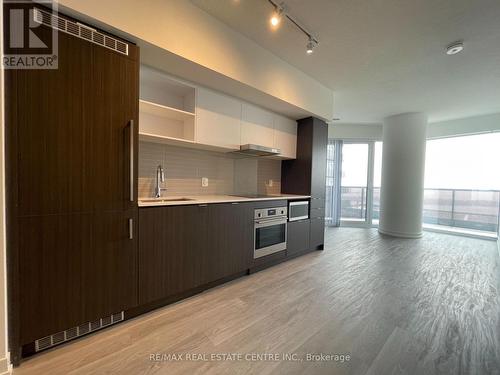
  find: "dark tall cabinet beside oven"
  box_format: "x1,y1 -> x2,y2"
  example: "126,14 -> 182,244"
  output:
282,117 -> 328,250
5,9 -> 139,362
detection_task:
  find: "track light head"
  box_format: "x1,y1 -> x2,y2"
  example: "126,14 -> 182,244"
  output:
306,37 -> 316,54
270,3 -> 285,27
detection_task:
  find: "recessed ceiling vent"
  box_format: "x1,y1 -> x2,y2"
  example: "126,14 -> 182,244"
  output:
33,8 -> 129,56
34,311 -> 124,352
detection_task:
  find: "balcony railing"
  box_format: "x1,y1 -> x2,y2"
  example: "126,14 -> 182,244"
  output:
422,188 -> 500,233
329,186 -> 500,234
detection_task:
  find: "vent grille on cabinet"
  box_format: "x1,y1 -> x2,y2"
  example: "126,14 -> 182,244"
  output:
33,8 -> 129,56
34,311 -> 124,352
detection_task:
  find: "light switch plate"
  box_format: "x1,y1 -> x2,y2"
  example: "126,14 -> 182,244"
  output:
202,177 -> 209,187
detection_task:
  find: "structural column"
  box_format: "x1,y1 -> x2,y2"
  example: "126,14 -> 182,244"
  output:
379,112 -> 428,238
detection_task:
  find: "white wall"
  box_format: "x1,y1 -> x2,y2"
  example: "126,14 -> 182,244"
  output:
328,123 -> 383,140
57,0 -> 334,121
329,113 -> 500,141
0,4 -> 11,374
427,113 -> 500,139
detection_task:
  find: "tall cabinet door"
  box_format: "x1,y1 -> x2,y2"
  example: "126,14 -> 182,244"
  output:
82,43 -> 140,318
13,32 -> 93,217
310,118 -> 328,201
90,44 -> 139,211
7,21 -> 140,350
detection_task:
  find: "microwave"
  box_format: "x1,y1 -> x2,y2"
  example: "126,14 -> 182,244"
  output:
288,200 -> 309,221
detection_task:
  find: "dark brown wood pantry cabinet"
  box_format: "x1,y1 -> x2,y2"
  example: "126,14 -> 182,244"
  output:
5,9 -> 139,362
282,117 -> 328,251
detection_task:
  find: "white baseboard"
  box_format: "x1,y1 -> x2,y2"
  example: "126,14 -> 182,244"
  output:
0,352 -> 12,375
0,355 -> 11,375
378,227 -> 423,239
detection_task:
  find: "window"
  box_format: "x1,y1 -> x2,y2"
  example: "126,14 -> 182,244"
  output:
424,133 -> 500,235
372,141 -> 383,223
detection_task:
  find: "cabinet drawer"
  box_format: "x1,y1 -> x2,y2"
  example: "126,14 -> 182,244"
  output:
310,217 -> 325,250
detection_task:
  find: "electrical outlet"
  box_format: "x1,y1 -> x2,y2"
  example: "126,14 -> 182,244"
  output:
201,177 -> 209,187
268,179 -> 273,187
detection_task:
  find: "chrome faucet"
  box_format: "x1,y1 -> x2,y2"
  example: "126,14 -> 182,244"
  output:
155,165 -> 166,198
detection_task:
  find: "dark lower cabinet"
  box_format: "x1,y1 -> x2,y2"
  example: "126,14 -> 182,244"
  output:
138,203 -> 254,305
204,203 -> 254,283
310,217 -> 326,250
287,220 -> 311,257
138,205 -> 208,305
18,211 -> 137,345
83,210 -> 138,321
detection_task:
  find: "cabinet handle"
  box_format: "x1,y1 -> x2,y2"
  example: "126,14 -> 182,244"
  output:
198,204 -> 208,207
231,202 -> 239,205
128,218 -> 133,240
129,119 -> 134,202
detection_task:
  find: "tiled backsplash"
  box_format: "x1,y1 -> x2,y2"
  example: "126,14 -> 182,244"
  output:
138,142 -> 281,198
257,159 -> 282,195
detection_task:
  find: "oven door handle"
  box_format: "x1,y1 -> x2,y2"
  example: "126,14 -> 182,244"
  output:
255,218 -> 287,226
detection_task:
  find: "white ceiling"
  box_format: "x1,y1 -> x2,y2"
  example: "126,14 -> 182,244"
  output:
191,0 -> 500,123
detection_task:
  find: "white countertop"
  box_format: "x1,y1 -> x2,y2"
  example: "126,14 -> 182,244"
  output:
138,194 -> 311,207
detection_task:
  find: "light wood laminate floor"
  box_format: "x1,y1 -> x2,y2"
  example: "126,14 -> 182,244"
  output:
14,228 -> 500,375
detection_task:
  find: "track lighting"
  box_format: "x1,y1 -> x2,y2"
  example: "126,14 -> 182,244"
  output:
267,0 -> 319,54
306,37 -> 315,54
270,3 -> 285,27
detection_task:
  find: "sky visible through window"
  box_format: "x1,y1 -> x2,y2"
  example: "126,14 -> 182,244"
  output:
424,133 -> 500,190
340,134 -> 500,191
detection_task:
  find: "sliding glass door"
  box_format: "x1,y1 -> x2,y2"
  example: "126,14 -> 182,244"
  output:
326,140 -> 381,227
340,143 -> 370,224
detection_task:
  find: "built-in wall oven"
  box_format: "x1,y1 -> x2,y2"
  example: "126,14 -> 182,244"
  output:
288,200 -> 309,221
254,206 -> 288,259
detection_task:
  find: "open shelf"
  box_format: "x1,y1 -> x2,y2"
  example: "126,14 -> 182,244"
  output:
139,100 -> 194,121
139,132 -> 196,146
139,66 -> 197,144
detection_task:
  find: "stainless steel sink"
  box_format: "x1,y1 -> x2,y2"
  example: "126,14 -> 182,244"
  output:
140,198 -> 195,203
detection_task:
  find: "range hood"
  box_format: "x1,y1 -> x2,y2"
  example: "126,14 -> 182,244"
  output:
233,144 -> 281,157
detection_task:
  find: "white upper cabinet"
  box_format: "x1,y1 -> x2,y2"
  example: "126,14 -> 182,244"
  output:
240,103 -> 275,149
273,114 -> 297,159
196,87 -> 242,150
139,66 -> 298,158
